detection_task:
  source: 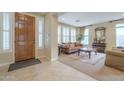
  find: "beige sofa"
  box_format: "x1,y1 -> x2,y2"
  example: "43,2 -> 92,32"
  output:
61,42 -> 83,54
105,50 -> 124,71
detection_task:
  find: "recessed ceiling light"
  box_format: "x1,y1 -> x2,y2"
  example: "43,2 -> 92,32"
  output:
76,20 -> 80,22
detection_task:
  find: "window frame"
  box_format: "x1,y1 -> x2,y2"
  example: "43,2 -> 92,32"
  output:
36,17 -> 44,49
0,12 -> 12,53
81,28 -> 89,45
116,24 -> 124,47
70,27 -> 76,42
58,25 -> 62,44
62,26 -> 70,43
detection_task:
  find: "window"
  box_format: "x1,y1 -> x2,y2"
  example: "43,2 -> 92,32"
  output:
63,27 -> 70,43
0,12 -> 12,53
116,24 -> 124,47
81,28 -> 89,45
58,25 -> 61,44
3,13 -> 10,50
70,28 -> 76,42
58,24 -> 77,43
36,17 -> 43,48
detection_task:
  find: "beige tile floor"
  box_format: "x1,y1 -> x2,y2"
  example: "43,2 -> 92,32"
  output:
0,58 -> 96,81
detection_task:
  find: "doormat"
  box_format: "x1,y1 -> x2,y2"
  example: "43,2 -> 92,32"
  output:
8,59 -> 41,71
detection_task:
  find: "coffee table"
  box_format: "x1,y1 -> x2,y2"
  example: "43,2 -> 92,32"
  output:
78,48 -> 97,59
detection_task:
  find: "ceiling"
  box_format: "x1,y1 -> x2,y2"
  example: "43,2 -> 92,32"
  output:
58,12 -> 124,27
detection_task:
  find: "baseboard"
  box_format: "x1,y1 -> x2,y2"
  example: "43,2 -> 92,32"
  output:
51,57 -> 58,61
0,61 -> 14,67
36,55 -> 46,59
43,56 -> 58,62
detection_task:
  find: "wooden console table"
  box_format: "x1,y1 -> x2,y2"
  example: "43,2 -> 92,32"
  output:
92,43 -> 106,53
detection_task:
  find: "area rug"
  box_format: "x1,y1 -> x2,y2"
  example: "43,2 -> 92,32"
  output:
59,53 -> 105,65
8,59 -> 41,71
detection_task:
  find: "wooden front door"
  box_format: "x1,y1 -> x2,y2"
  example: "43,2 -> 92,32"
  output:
15,13 -> 35,62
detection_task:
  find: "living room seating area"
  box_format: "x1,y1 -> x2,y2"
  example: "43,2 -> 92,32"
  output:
58,42 -> 83,54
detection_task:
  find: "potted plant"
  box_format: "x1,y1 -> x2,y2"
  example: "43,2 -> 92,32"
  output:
76,34 -> 84,43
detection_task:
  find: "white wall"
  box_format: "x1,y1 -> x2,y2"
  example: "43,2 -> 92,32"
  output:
44,13 -> 58,61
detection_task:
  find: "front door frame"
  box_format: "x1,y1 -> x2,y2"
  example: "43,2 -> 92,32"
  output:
14,12 -> 36,62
